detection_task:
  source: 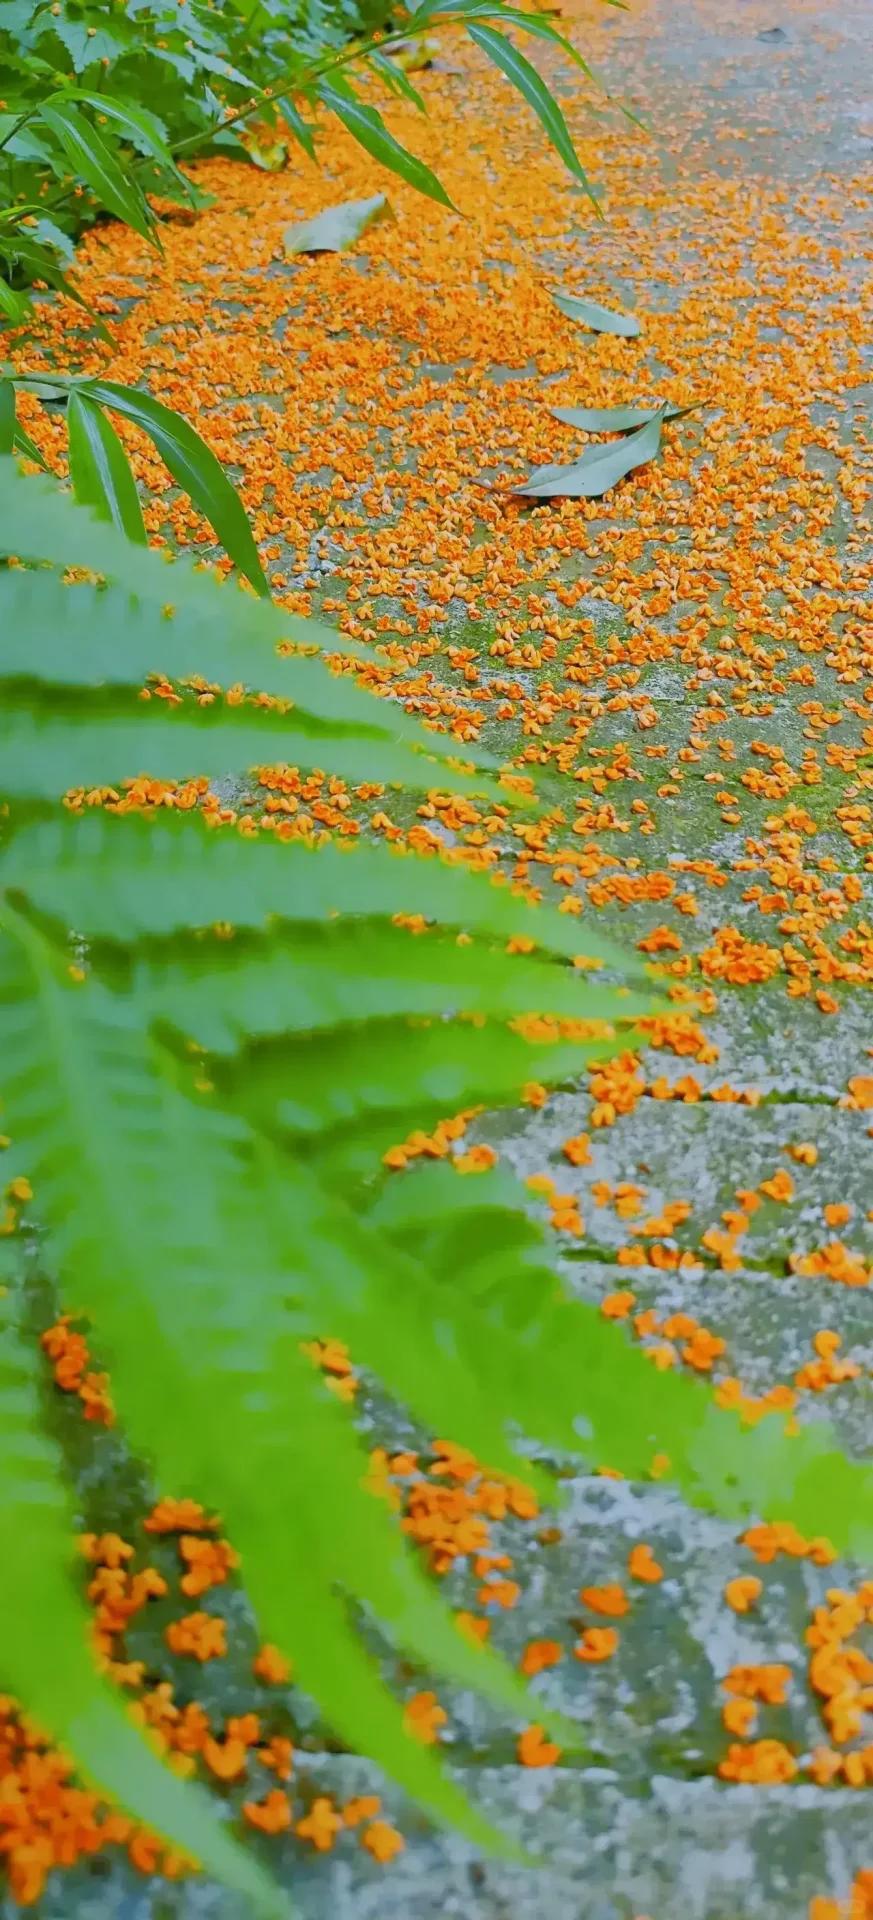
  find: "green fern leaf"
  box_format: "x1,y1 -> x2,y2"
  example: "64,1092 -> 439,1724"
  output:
0,567 -> 487,754
4,813 -> 638,972
1,685 -> 507,803
0,1271 -> 288,1920
0,915 -> 572,1840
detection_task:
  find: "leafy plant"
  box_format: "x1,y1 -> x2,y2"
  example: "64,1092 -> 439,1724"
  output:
1,0 -> 607,327
2,452 -> 873,1916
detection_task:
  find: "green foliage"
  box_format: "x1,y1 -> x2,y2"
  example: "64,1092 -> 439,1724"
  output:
0,0 -> 605,326
4,370 -> 270,590
2,451 -> 873,1915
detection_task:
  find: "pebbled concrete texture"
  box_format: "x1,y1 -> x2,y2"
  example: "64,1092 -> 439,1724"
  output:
11,0 -> 873,1911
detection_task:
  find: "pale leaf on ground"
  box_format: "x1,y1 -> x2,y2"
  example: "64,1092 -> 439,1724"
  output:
284,194 -> 394,255
552,288 -> 641,336
513,407 -> 665,498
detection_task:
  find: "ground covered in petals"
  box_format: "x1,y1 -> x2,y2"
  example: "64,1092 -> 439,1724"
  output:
5,0 -> 872,1913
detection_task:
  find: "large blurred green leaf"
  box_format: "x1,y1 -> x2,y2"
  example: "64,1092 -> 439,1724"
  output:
67,390 -> 148,543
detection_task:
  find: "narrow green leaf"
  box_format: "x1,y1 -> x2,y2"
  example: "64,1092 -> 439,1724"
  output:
513,408 -> 664,498
368,48 -> 427,111
67,391 -> 148,544
317,80 -> 455,210
551,402 -> 693,432
551,289 -> 641,336
13,422 -> 51,471
61,89 -> 177,172
276,95 -> 317,160
80,379 -> 271,596
37,101 -> 157,245
0,236 -> 110,335
448,4 -> 596,80
284,193 -> 394,256
0,378 -> 14,453
465,24 -> 599,208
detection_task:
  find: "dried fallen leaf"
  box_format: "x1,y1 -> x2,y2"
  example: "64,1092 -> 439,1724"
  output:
550,402 -> 694,432
283,194 -> 394,257
551,290 -> 641,337
513,408 -> 665,498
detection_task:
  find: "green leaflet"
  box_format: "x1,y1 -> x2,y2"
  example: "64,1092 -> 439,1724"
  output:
0,1266 -> 287,1920
368,1163 -> 873,1559
465,24 -> 598,209
227,1019 -> 615,1147
317,80 -> 455,209
0,566 -> 495,759
79,380 -> 271,596
37,100 -> 157,244
66,391 -> 148,543
1,685 -> 509,803
0,276 -> 30,324
551,289 -> 641,336
133,923 -> 649,1053
4,813 -> 639,971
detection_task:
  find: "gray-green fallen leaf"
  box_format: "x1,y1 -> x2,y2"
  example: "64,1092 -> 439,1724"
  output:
552,290 -> 641,337
513,407 -> 665,499
283,194 -> 394,257
551,401 -> 694,431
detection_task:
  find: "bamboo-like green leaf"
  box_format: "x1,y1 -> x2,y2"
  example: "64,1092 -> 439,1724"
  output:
277,95 -> 317,160
14,421 -> 51,470
367,47 -> 427,111
317,80 -> 455,209
62,88 -> 181,176
37,101 -> 157,244
1,235 -> 110,335
551,289 -> 640,336
465,24 -> 599,208
79,380 -> 271,596
0,378 -> 13,452
67,391 -> 148,543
